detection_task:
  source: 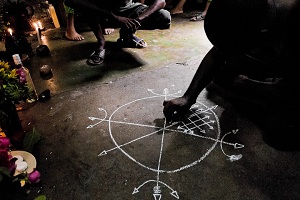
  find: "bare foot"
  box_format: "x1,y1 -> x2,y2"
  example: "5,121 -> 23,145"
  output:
169,8 -> 183,15
103,28 -> 115,35
65,30 -> 84,41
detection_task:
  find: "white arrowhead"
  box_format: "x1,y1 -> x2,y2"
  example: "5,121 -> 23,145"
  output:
163,88 -> 169,95
88,117 -> 98,121
229,154 -> 242,162
212,105 -> 218,109
170,191 -> 180,199
234,143 -> 244,149
132,188 -> 139,194
86,125 -> 93,129
153,193 -> 162,200
98,150 -> 107,156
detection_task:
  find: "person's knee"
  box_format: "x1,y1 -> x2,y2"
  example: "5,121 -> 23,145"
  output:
158,9 -> 171,29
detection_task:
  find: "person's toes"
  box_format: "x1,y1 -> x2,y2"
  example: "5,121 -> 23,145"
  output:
75,34 -> 84,41
65,33 -> 84,41
169,9 -> 183,15
76,35 -> 84,41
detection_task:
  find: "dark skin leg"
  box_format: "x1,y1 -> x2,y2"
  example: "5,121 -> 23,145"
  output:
163,46 -> 225,122
87,19 -> 105,52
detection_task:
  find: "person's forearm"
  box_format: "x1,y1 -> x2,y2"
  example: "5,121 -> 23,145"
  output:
183,47 -> 225,104
137,0 -> 166,21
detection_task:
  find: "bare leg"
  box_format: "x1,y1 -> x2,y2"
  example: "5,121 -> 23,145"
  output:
190,0 -> 211,21
201,0 -> 211,17
65,13 -> 84,41
85,19 -> 108,65
170,0 -> 187,14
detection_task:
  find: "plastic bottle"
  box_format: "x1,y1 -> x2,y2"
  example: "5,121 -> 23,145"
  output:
48,2 -> 60,28
12,54 -> 38,103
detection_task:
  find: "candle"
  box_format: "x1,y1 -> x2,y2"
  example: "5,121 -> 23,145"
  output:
8,28 -> 13,36
33,22 -> 41,45
37,21 -> 43,29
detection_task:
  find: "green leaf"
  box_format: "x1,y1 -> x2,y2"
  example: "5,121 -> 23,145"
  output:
22,127 -> 41,152
34,195 -> 47,200
0,166 -> 11,177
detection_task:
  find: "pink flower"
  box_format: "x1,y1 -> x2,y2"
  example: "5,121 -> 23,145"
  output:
28,169 -> 41,184
0,148 -> 16,174
16,68 -> 26,85
0,137 -> 10,150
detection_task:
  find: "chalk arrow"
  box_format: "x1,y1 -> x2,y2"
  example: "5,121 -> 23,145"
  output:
153,193 -> 162,200
220,129 -> 244,162
229,154 -> 243,162
132,188 -> 139,194
234,143 -> 244,149
87,108 -> 107,128
163,88 -> 169,95
170,191 -> 180,199
177,126 -> 185,130
200,129 -> 206,133
98,150 -> 107,156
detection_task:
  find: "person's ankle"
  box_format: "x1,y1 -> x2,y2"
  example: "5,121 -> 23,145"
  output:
94,47 -> 105,53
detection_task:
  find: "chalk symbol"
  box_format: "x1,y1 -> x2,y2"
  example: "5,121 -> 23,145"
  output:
87,88 -> 244,199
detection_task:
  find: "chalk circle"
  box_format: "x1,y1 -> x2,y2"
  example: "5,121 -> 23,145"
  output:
108,95 -> 220,173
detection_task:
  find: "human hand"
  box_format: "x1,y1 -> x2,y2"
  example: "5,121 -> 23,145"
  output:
163,97 -> 192,123
112,14 -> 141,33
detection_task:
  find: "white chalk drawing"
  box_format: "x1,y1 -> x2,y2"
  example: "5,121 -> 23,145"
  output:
87,88 -> 244,199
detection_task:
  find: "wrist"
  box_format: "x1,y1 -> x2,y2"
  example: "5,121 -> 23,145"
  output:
182,94 -> 196,106
136,17 -> 142,23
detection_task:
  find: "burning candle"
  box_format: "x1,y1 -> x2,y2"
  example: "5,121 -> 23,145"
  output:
8,28 -> 13,36
33,22 -> 41,45
37,21 -> 43,30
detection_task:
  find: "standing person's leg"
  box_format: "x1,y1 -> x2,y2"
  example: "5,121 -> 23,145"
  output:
64,4 -> 85,41
190,0 -> 211,21
169,0 -> 187,15
86,16 -> 108,65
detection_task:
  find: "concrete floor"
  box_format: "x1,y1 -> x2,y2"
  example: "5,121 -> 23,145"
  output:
2,11 -> 300,200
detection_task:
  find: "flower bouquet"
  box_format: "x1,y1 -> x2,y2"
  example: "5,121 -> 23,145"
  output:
0,59 -> 36,136
0,59 -> 33,104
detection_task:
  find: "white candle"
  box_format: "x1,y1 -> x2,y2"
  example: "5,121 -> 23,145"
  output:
34,22 -> 41,45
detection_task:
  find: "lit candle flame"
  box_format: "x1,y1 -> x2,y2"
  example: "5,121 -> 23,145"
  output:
8,28 -> 12,36
37,21 -> 43,29
33,22 -> 38,30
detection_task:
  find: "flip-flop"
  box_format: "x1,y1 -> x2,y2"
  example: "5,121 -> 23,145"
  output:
190,14 -> 205,21
117,36 -> 147,48
86,49 -> 110,66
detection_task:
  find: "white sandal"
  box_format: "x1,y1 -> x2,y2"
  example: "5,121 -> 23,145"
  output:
190,14 -> 205,21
